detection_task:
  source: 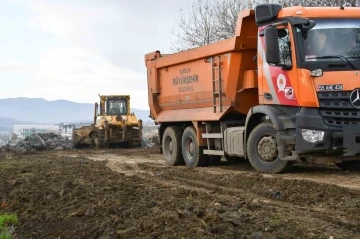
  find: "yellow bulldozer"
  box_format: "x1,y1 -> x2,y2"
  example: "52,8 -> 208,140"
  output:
72,95 -> 143,149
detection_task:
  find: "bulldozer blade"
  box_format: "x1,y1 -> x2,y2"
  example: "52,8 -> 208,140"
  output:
72,126 -> 93,148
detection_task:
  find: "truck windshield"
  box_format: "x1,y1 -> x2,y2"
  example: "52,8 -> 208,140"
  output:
107,98 -> 127,115
297,18 -> 360,62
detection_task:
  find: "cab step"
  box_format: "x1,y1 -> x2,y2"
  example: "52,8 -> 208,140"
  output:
203,149 -> 224,156
202,133 -> 223,139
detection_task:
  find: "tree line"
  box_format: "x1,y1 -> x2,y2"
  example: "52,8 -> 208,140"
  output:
170,0 -> 360,52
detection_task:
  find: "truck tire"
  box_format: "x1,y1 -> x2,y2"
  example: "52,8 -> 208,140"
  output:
181,126 -> 207,168
247,122 -> 293,174
162,126 -> 184,166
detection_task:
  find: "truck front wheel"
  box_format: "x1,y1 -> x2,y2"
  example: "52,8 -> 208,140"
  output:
162,126 -> 184,166
182,126 -> 207,168
247,122 -> 293,174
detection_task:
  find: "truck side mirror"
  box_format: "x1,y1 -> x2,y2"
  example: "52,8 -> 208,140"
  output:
301,20 -> 316,30
264,26 -> 280,64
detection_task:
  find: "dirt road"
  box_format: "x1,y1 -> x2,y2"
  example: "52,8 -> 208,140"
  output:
1,148 -> 360,238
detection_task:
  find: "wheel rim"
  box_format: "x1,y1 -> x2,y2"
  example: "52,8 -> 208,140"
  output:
257,135 -> 278,162
164,136 -> 173,158
169,141 -> 173,152
185,136 -> 195,160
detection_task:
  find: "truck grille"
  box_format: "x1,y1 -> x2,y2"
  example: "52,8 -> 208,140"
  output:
318,91 -> 360,127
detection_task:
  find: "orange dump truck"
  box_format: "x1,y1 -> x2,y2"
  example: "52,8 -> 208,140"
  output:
144,3 -> 360,173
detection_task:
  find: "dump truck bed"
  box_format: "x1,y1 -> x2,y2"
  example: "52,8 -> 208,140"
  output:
145,9 -> 259,123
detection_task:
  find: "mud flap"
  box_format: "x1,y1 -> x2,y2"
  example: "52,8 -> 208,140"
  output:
343,124 -> 360,156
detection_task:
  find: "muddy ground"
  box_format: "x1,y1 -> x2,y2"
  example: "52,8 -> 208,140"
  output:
1,148 -> 360,239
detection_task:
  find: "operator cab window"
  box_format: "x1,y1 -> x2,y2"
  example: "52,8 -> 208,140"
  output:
107,98 -> 127,115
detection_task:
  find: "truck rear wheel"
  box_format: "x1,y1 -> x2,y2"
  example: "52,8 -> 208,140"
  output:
181,126 -> 207,168
162,126 -> 184,166
247,122 -> 293,174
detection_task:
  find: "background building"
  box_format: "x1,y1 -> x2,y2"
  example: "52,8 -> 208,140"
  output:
13,125 -> 60,139
0,133 -> 10,144
59,123 -> 75,139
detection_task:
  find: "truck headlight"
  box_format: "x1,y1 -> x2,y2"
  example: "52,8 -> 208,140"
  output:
301,129 -> 325,143
310,69 -> 323,77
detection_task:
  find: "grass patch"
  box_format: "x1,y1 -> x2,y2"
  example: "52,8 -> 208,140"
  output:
0,162 -> 15,170
0,214 -> 18,239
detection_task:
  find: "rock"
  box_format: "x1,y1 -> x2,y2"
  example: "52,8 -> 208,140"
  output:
117,227 -> 136,238
85,206 -> 95,217
11,179 -> 23,186
69,207 -> 86,217
150,135 -> 160,145
99,218 -> 112,232
99,228 -> 117,239
156,211 -> 179,223
269,191 -> 281,200
213,202 -> 221,208
54,146 -> 64,151
141,138 -> 153,148
253,231 -> 263,239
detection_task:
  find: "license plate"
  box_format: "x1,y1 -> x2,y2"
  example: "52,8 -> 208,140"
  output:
317,84 -> 343,91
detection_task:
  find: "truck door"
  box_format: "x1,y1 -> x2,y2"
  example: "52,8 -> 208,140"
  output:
258,24 -> 300,107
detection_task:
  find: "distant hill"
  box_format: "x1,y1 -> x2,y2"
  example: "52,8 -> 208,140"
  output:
0,97 -> 151,125
0,117 -> 41,132
0,125 -> 11,132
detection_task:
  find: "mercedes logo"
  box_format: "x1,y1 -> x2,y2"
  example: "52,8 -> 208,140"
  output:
350,89 -> 360,108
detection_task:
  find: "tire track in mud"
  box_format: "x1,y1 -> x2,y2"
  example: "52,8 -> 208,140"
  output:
77,152 -> 360,238
71,148 -> 360,191
78,151 -> 360,214
134,165 -> 360,237
5,149 -> 360,238
128,173 -> 347,238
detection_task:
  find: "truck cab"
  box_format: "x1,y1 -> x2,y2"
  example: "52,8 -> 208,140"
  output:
257,4 -> 360,170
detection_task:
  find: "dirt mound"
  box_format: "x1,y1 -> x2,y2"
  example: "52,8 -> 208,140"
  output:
0,133 -> 72,153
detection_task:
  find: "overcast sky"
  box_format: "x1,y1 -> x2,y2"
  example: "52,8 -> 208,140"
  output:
0,0 -> 194,110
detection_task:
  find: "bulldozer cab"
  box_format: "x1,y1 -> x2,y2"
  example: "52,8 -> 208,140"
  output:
98,95 -> 130,116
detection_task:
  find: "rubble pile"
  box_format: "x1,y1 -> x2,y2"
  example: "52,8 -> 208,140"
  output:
149,134 -> 160,145
1,133 -> 73,153
141,135 -> 160,148
142,138 -> 154,148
